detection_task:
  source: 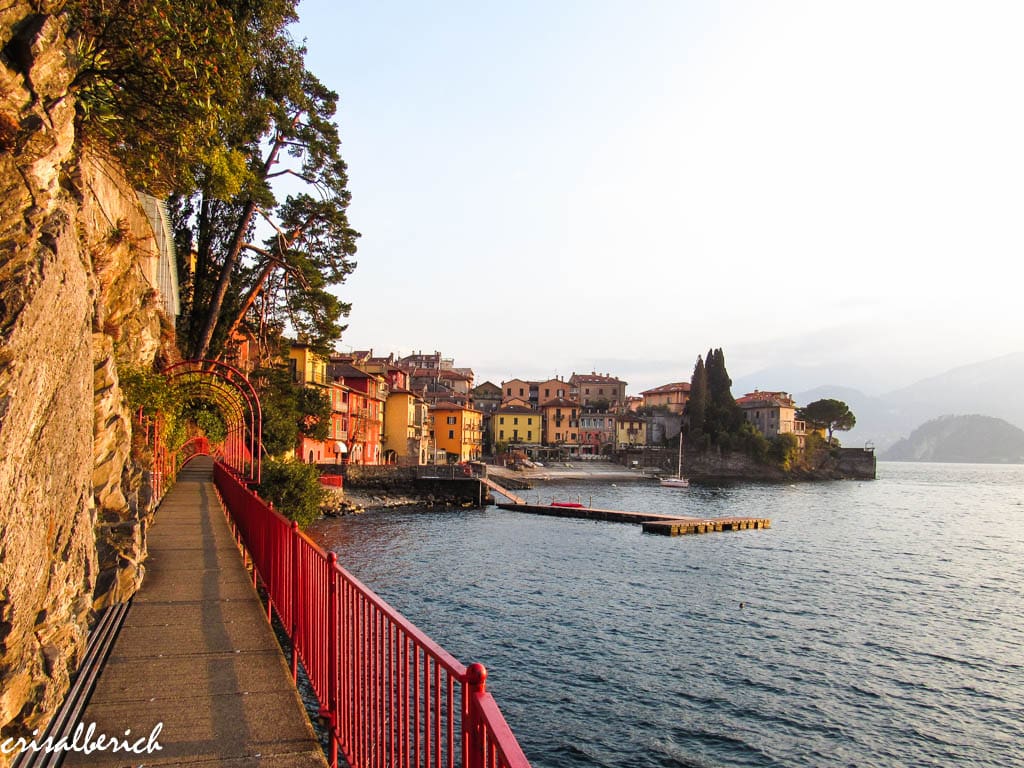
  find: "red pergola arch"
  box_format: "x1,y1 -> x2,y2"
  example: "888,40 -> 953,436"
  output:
163,359 -> 263,483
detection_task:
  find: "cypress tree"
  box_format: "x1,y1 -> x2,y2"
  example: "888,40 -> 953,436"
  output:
686,355 -> 707,436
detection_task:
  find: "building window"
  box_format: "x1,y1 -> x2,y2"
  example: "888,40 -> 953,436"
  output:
514,417 -> 519,425
448,429 -> 455,439
446,416 -> 457,425
527,431 -> 532,441
545,388 -> 550,397
506,387 -> 511,395
519,388 -> 524,396
499,417 -> 505,425
499,430 -> 505,440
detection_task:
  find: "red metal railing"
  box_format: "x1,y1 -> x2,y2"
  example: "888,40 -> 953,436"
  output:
213,462 -> 531,768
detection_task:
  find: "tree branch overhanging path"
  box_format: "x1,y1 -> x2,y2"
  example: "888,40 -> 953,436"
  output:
66,0 -> 360,365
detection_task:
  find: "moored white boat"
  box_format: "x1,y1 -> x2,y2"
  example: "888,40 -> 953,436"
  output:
660,429 -> 690,488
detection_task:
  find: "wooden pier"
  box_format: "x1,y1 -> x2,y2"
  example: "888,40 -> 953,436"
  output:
495,502 -> 770,536
641,516 -> 771,536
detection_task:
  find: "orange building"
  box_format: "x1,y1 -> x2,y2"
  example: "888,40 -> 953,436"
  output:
541,398 -> 580,449
430,402 -> 483,462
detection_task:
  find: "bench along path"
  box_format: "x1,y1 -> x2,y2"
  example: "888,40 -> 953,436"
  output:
65,457 -> 326,767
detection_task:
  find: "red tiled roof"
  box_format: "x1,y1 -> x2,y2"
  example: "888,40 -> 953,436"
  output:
640,381 -> 691,396
736,391 -> 795,408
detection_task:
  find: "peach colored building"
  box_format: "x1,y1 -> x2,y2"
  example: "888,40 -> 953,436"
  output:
735,390 -> 807,447
541,398 -> 580,447
640,382 -> 691,414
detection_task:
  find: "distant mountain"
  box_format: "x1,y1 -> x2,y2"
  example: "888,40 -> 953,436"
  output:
782,351 -> 1024,450
881,415 -> 1024,463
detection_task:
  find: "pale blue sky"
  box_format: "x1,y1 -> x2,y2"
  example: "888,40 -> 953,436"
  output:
294,1 -> 1024,395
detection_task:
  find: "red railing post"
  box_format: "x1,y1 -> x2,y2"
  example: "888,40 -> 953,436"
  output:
291,520 -> 301,683
464,663 -> 487,768
327,552 -> 340,768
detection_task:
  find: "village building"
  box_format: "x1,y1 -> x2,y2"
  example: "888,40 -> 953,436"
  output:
429,402 -> 483,462
541,397 -> 580,450
328,359 -> 387,465
383,387 -> 431,465
578,409 -> 616,455
615,414 -> 647,449
570,372 -> 627,407
735,390 -> 807,446
640,382 -> 691,414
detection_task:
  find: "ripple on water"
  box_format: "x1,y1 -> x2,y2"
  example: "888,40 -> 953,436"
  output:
308,462 -> 1024,768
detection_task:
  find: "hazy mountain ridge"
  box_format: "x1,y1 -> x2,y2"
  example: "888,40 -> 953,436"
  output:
763,351 -> 1024,450
880,415 -> 1024,463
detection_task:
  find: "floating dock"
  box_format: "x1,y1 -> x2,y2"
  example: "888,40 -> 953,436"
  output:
495,502 -> 770,536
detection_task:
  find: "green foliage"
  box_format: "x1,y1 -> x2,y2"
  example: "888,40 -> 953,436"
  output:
769,433 -> 801,470
120,365 -> 233,462
297,386 -> 332,441
685,348 -> 745,451
257,457 -> 326,527
66,0 -> 359,360
797,398 -> 856,446
67,0 -> 250,193
686,355 -> 707,435
252,366 -> 331,456
170,7 -> 360,360
119,365 -> 178,417
182,401 -> 228,444
252,367 -> 301,456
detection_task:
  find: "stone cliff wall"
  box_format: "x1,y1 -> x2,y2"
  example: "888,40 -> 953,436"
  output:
0,3 -> 172,742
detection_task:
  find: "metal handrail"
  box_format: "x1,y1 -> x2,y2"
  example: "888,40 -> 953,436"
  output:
213,462 -> 530,768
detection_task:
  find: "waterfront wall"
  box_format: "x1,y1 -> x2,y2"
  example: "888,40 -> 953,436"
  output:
323,464 -> 484,505
0,4 -> 172,741
618,445 -> 877,482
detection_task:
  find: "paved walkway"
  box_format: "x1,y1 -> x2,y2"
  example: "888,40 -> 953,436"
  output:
66,457 -> 327,767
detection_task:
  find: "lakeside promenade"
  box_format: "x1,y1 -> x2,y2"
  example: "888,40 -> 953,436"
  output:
64,458 -> 326,767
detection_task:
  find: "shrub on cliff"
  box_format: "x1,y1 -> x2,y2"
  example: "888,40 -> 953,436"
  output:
257,457 -> 326,527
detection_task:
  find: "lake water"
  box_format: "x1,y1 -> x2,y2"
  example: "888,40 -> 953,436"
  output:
308,462 -> 1024,767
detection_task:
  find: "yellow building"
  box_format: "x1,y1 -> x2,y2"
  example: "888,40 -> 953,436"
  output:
288,342 -> 330,389
383,388 -> 430,465
430,402 -> 483,462
616,415 -> 647,448
492,405 -> 542,447
541,398 -> 580,446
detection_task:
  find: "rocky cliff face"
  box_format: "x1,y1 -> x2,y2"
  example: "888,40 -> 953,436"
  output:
0,3 -> 172,742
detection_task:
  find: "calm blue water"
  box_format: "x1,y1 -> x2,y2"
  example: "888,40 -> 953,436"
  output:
308,463 -> 1024,767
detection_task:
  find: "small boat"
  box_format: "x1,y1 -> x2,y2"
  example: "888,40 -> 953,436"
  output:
660,430 -> 690,488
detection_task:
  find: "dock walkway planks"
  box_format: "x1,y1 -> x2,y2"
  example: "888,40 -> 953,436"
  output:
64,457 -> 326,768
496,502 -> 770,536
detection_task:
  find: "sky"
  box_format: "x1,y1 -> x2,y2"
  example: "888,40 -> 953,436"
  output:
293,1 -> 1024,396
